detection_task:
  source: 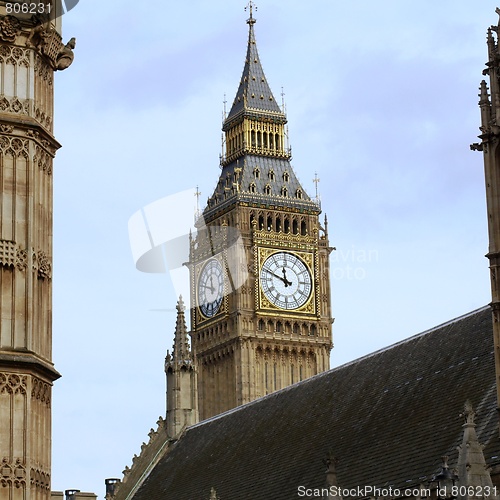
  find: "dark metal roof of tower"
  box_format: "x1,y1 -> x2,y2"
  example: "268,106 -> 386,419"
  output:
225,11 -> 285,124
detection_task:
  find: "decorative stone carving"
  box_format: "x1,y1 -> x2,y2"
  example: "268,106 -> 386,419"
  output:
0,239 -> 16,268
56,37 -> 75,70
34,144 -> 53,174
0,373 -> 27,395
16,248 -> 27,270
0,124 -> 13,133
34,52 -> 53,85
29,465 -> 50,491
0,96 -> 30,118
36,250 -> 51,279
31,377 -> 51,407
28,25 -> 59,61
0,457 -> 26,489
0,43 -> 30,68
0,16 -> 21,43
34,106 -> 52,129
28,25 -> 75,71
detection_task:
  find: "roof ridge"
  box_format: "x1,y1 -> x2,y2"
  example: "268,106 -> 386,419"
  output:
187,305 -> 490,431
332,305 -> 491,371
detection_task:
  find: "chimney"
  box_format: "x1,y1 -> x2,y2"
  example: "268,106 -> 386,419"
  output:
105,478 -> 121,497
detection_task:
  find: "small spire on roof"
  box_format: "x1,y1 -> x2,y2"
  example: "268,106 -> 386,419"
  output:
456,401 -> 496,495
323,453 -> 342,500
167,295 -> 192,368
479,80 -> 490,106
176,295 -> 185,313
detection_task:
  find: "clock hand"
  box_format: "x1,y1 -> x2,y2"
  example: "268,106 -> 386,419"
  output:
282,268 -> 292,287
200,283 -> 215,292
209,275 -> 215,293
263,267 -> 288,285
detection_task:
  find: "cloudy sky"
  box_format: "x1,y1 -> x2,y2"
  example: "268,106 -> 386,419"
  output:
51,0 -> 498,496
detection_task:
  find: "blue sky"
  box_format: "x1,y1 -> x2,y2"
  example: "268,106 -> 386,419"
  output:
51,1 -> 496,496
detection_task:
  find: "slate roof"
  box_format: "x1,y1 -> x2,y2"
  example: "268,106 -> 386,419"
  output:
132,306 -> 499,500
203,155 -> 319,222
225,16 -> 284,123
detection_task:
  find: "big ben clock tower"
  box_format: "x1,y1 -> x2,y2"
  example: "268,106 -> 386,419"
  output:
189,4 -> 333,420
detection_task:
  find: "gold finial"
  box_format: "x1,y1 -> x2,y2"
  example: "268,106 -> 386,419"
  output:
245,1 -> 257,24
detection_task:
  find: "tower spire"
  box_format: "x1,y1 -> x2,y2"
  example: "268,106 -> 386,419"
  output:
204,6 -> 321,219
225,6 -> 283,123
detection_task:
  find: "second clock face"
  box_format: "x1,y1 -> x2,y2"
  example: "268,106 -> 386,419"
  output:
260,252 -> 312,310
198,259 -> 224,318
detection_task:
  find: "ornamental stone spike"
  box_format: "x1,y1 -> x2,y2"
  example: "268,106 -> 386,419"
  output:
165,295 -> 199,438
456,401 -> 498,500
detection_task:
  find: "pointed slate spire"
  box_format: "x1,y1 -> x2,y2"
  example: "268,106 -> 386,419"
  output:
456,401 -> 497,498
226,9 -> 284,123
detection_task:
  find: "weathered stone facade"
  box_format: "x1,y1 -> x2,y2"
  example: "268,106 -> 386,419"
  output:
0,5 -> 74,499
472,8 -> 500,416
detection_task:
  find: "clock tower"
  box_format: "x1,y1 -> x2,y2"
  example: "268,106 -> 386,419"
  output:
189,6 -> 333,420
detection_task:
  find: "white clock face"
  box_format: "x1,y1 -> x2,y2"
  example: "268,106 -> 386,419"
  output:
260,252 -> 312,310
198,259 -> 224,318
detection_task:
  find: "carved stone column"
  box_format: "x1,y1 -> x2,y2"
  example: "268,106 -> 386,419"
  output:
0,5 -> 74,499
472,11 -> 500,423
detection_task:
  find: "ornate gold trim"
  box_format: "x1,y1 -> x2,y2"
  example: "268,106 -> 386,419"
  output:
256,247 -> 316,315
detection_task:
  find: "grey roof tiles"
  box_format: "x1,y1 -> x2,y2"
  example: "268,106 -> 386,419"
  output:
133,306 -> 499,500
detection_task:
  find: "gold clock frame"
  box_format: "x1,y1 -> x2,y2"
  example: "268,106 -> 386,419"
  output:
256,247 -> 316,316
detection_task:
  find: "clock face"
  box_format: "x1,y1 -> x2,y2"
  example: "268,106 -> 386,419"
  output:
260,252 -> 312,310
198,259 -> 224,318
